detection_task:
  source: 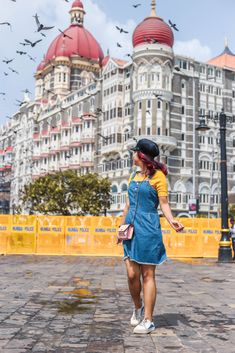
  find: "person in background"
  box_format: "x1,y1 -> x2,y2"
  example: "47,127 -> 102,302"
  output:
229,216 -> 235,260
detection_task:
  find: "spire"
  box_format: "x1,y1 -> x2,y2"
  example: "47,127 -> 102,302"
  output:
225,37 -> 228,48
150,0 -> 157,17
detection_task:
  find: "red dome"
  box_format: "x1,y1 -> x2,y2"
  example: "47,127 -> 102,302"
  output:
71,0 -> 84,9
37,60 -> 46,72
44,24 -> 104,64
133,16 -> 174,48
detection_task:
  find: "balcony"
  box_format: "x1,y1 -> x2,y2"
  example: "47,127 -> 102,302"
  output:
80,160 -> 94,167
101,142 -> 123,155
72,117 -> 82,125
181,168 -> 192,178
80,136 -> 95,144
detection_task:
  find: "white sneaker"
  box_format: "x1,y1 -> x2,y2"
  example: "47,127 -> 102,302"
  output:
130,303 -> 144,327
133,319 -> 155,334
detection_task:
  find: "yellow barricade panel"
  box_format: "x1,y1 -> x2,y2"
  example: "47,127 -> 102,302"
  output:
7,215 -> 37,254
65,216 -> 94,255
0,216 -> 227,258
37,216 -> 65,254
0,215 -> 10,254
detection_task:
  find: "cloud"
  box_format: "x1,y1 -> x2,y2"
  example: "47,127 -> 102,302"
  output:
174,38 -> 212,62
0,0 -> 136,126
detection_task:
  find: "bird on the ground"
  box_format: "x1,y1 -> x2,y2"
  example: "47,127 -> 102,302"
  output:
116,26 -> 128,34
168,20 -> 179,31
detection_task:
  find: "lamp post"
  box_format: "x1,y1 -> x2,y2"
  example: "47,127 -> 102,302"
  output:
196,109 -> 233,262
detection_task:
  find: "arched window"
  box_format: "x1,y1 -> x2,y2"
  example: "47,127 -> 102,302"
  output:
121,184 -> 128,192
112,185 -> 118,193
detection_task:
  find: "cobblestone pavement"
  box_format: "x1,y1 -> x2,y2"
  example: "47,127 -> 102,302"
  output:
0,255 -> 234,353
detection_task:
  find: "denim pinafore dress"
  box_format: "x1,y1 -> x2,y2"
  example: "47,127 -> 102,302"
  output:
123,171 -> 167,265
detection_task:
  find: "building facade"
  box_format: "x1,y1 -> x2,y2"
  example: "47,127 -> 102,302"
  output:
1,0 -> 235,217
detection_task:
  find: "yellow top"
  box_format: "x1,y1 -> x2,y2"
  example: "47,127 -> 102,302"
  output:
127,170 -> 168,197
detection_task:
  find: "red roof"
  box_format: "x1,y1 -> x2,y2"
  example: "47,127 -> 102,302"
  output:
44,25 -> 104,65
207,46 -> 235,70
71,0 -> 84,9
133,16 -> 174,48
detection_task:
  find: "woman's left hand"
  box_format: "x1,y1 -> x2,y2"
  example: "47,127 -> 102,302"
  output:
169,219 -> 184,232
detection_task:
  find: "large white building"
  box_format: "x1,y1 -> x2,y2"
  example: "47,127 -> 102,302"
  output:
1,0 -> 235,217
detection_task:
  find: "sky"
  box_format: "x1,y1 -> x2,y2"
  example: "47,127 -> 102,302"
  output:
0,0 -> 235,126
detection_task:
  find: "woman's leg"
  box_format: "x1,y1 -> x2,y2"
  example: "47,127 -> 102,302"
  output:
125,259 -> 142,309
141,265 -> 156,321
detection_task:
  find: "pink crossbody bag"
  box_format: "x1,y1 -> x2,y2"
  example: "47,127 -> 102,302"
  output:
117,174 -> 147,243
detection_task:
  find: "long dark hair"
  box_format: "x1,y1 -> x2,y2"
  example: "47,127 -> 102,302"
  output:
137,151 -> 168,177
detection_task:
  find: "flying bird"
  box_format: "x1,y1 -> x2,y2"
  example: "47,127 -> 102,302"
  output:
58,29 -> 73,39
3,58 -> 14,64
16,50 -> 27,55
133,4 -> 141,8
0,22 -> 12,30
117,42 -> 122,48
116,26 -> 128,34
28,55 -> 36,62
168,20 -> 179,31
33,14 -> 54,32
9,67 -> 19,74
23,39 -> 42,47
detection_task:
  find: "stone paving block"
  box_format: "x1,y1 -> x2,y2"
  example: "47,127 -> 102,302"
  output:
0,256 -> 234,353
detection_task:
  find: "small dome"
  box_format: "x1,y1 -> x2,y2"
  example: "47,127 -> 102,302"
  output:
71,0 -> 84,9
133,16 -> 174,48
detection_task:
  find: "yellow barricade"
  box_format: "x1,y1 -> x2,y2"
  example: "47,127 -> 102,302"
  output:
0,215 -> 10,254
7,215 -> 37,254
37,216 -> 65,255
0,216 -> 229,257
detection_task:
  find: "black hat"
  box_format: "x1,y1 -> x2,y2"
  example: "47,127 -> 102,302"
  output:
130,138 -> 160,160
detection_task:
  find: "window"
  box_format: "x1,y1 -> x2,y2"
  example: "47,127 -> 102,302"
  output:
118,108 -> 122,117
208,136 -> 213,144
182,106 -> 185,115
208,85 -> 213,94
138,128 -> 141,135
147,100 -> 151,109
157,127 -> 161,135
139,102 -> 142,110
118,85 -> 123,92
147,127 -> 151,135
182,133 -> 185,141
157,101 -> 161,109
208,67 -> 213,76
181,159 -> 185,167
117,133 -> 122,143
233,139 -> 235,148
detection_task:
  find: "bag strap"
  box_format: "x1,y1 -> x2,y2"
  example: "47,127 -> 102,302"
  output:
130,175 -> 147,225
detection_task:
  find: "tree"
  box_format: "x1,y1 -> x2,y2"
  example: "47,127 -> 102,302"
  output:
18,170 -> 112,216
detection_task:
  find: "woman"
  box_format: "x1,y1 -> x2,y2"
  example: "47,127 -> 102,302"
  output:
120,138 -> 184,334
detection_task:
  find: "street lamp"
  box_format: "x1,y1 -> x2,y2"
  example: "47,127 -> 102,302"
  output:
196,109 -> 233,262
